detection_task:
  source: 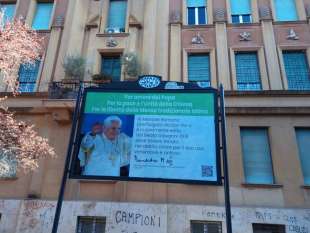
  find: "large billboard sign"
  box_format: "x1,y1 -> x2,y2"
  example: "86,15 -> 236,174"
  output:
70,81 -> 221,184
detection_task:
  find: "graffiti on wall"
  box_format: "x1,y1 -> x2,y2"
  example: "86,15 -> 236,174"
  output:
0,200 -> 309,233
114,210 -> 161,227
200,207 -> 310,233
254,210 -> 309,233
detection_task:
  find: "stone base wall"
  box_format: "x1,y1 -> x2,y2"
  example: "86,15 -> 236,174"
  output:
0,200 -> 309,233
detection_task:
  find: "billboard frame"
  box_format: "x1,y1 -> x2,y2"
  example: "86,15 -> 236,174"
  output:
52,81 -> 233,233
68,81 -> 222,185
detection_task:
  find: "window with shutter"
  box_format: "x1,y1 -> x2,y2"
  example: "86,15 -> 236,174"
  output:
101,56 -> 121,82
191,221 -> 222,233
253,223 -> 285,233
18,61 -> 41,93
235,52 -> 262,91
295,128 -> 310,185
0,151 -> 17,178
230,0 -> 252,23
274,0 -> 298,21
107,0 -> 127,32
282,51 -> 310,90
32,2 -> 54,30
187,0 -> 207,25
188,54 -> 210,87
240,128 -> 274,184
77,217 -> 106,233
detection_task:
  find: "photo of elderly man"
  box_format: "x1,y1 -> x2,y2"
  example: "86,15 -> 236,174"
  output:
78,115 -> 132,177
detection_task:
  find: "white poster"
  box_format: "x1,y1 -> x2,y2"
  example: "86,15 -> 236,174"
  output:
130,115 -> 217,181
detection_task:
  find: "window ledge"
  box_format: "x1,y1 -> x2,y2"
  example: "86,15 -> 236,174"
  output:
273,20 -> 308,25
96,33 -> 129,37
129,22 -> 142,29
227,22 -> 261,27
301,185 -> 310,189
242,183 -> 283,188
225,90 -> 310,97
182,24 -> 215,29
78,179 -> 118,184
35,29 -> 52,33
0,176 -> 18,181
0,91 -> 48,97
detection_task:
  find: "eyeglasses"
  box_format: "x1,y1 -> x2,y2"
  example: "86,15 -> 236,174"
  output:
110,127 -> 121,131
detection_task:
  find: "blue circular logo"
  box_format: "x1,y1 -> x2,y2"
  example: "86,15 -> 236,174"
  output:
138,76 -> 161,89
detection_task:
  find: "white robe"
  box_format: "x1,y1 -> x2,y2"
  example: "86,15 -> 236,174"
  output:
78,132 -> 131,176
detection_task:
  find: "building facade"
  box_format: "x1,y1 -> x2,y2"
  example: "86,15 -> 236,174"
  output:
0,0 -> 310,233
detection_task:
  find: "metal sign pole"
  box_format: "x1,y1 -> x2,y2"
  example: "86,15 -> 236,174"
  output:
51,84 -> 84,233
220,84 -> 233,233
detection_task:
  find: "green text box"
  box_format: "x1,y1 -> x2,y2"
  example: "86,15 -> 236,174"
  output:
84,92 -> 215,116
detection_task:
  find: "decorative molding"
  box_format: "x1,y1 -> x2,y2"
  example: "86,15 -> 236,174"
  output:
224,90 -> 310,97
213,8 -> 226,22
86,15 -> 99,28
170,10 -> 182,24
85,24 -> 98,30
259,6 -> 272,20
226,107 -> 310,115
128,22 -> 142,29
128,15 -> 142,29
287,29 -> 299,40
191,32 -> 205,44
106,37 -> 118,47
51,109 -> 71,124
306,4 -> 310,18
239,32 -> 251,41
242,183 -> 283,189
54,15 -> 64,27
96,33 -> 129,38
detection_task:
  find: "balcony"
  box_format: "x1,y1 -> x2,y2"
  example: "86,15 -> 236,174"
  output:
48,80 -> 111,99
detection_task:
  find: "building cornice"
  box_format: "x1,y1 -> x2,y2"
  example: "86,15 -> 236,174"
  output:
225,90 -> 310,97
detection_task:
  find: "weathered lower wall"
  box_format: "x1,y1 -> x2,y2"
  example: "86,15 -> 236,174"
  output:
0,200 -> 309,233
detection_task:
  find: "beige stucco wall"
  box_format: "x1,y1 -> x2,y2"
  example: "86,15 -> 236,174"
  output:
1,200 -> 310,233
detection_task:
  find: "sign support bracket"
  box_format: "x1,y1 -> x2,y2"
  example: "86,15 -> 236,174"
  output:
51,84 -> 84,233
220,84 -> 233,233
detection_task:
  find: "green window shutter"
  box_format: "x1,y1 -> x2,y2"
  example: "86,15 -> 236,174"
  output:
18,60 -> 41,92
241,128 -> 274,184
295,129 -> 310,185
235,52 -> 262,90
283,51 -> 310,90
101,56 -> 121,81
188,54 -> 210,86
108,0 -> 127,30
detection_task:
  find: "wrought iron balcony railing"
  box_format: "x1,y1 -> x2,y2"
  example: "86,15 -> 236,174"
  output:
48,80 -> 111,99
